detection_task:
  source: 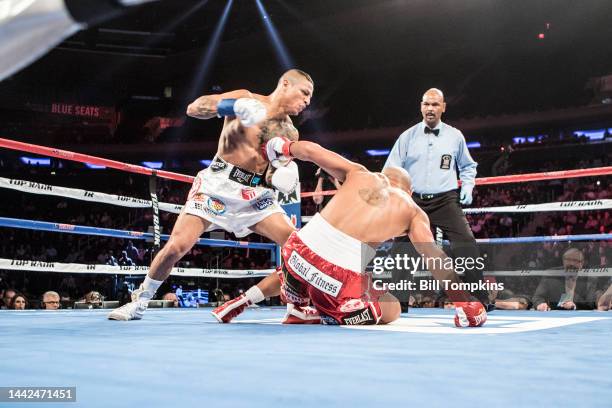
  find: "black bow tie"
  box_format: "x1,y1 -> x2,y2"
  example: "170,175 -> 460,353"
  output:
424,127 -> 439,136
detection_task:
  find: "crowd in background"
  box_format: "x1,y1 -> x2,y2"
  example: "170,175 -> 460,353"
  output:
0,133 -> 610,311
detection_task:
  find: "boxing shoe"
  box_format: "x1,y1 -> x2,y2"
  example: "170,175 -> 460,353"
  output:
107,285 -> 151,321
282,304 -> 321,324
211,294 -> 251,323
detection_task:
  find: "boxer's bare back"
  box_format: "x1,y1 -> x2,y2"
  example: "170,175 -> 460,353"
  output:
286,141 -> 425,244
322,171 -> 420,244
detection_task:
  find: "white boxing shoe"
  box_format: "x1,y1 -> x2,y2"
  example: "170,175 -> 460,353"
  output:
107,285 -> 151,321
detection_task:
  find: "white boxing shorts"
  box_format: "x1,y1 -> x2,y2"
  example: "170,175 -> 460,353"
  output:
184,156 -> 286,237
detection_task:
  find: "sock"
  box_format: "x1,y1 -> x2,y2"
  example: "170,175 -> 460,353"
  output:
245,286 -> 264,304
140,275 -> 163,300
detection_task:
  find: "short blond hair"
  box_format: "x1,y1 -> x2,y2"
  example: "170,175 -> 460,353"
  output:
280,69 -> 314,86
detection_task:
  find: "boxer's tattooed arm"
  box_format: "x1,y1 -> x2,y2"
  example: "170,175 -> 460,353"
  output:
187,96 -> 218,120
258,119 -> 299,146
358,188 -> 389,207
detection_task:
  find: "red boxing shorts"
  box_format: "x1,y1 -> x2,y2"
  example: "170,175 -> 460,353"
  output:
281,213 -> 382,325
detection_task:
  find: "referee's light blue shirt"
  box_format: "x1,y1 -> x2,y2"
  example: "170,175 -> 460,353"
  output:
383,121 -> 477,194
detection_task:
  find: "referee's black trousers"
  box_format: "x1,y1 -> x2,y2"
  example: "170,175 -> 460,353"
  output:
412,190 -> 488,303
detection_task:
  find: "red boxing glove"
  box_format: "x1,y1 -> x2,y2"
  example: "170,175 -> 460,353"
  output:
454,301 -> 487,327
263,136 -> 294,167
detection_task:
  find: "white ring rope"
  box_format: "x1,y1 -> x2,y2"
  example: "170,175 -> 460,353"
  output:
0,258 -> 273,278
2,177 -> 610,220
2,257 -> 609,277
0,176 -> 183,214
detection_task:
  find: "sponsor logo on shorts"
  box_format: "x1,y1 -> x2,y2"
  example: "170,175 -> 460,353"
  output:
252,197 -> 275,211
281,284 -> 309,305
191,202 -> 204,212
287,251 -> 342,297
339,298 -> 366,313
341,307 -> 374,325
230,167 -> 255,185
440,154 -> 452,170
277,189 -> 299,204
206,197 -> 226,215
187,177 -> 202,201
191,193 -> 206,202
210,158 -> 228,173
241,188 -> 257,201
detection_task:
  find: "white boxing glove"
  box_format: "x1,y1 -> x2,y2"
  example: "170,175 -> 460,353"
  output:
265,136 -> 294,168
271,161 -> 299,194
217,98 -> 267,127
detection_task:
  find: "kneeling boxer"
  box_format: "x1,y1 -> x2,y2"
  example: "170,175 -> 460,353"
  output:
217,138 -> 487,327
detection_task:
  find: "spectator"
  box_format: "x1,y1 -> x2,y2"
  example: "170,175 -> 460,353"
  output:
532,248 -> 602,311
2,288 -> 16,309
597,283 -> 612,311
125,241 -> 140,263
485,276 -> 531,310
80,291 -> 103,308
162,292 -> 179,307
42,291 -> 61,310
117,250 -> 134,266
8,293 -> 28,310
106,250 -> 118,266
312,167 -> 341,212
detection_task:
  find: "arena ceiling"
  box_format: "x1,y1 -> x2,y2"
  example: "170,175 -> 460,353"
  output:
3,0 -> 612,137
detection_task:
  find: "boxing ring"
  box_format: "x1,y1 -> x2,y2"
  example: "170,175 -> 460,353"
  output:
1,137 -> 612,407
1,308 -> 611,407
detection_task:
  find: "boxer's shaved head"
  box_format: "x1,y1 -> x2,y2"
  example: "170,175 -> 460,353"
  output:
279,69 -> 314,87
274,69 -> 314,116
383,167 -> 412,194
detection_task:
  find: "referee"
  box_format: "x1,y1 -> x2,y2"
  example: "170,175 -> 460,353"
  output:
383,88 -> 489,306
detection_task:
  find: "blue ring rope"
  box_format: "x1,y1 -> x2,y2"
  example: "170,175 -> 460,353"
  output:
447,233 -> 612,244
0,217 -> 276,250
1,217 -> 609,247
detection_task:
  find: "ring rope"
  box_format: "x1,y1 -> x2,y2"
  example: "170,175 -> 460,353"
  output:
0,216 -> 276,250
0,176 -> 183,214
4,176 -> 611,215
1,216 -> 608,246
301,167 -> 612,198
462,200 -> 612,214
0,258 -> 273,278
0,137 -> 194,183
1,137 -> 610,197
2,257 -> 608,278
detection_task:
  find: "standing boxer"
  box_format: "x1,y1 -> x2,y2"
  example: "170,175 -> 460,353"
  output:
109,69 -> 313,320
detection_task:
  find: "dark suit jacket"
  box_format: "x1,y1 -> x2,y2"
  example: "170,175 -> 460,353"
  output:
532,275 -> 604,310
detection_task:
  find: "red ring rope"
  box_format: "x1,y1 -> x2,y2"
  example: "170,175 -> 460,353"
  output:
1,137 -> 610,198
0,137 -> 194,183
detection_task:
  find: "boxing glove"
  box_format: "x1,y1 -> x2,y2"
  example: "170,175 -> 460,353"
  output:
264,136 -> 294,168
271,161 -> 299,194
217,98 -> 267,127
454,301 -> 487,327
